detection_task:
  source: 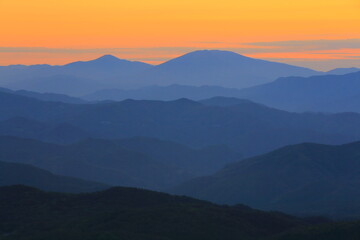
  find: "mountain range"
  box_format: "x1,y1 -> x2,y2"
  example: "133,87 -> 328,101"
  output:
2,50 -> 360,114
1,50 -> 359,114
0,50 -> 321,95
7,72 -> 360,114
172,141 -> 360,219
2,91 -> 360,156
87,70 -> 360,113
2,48 -> 360,240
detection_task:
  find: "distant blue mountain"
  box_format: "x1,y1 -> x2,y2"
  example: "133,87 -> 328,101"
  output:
237,71 -> 360,113
62,54 -> 152,79
0,55 -> 153,95
0,50 -> 320,95
136,50 -> 320,88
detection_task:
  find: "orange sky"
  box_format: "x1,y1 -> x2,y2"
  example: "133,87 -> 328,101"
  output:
0,0 -> 360,70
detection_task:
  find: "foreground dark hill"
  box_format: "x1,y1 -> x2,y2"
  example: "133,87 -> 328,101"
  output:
273,220 -> 360,240
136,50 -> 319,89
0,136 -> 240,189
0,185 -> 309,240
172,141 -> 360,219
239,71 -> 360,113
0,136 -> 190,190
0,161 -> 108,193
2,91 -> 360,156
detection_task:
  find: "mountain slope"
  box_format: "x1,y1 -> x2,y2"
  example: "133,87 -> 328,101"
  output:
137,50 -> 319,88
238,71 -> 360,113
0,135 -> 241,189
0,185 -> 308,240
0,117 -> 92,144
0,136 -> 193,190
172,141 -> 360,219
56,99 -> 360,156
115,137 -> 242,176
0,161 -> 108,193
14,89 -> 86,103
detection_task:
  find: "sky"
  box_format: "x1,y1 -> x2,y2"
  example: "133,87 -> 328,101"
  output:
0,0 -> 360,70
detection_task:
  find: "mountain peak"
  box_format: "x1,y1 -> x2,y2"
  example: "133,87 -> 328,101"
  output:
160,50 -> 253,67
93,54 -> 122,63
63,54 -> 125,67
183,50 -> 249,59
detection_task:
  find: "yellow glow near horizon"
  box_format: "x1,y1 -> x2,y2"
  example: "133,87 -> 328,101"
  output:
0,0 -> 359,68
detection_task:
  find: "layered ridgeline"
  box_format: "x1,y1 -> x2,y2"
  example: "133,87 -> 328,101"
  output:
2,50 -> 359,113
2,91 -> 360,156
0,86 -> 86,104
0,161 -> 108,193
172,141 -> 360,219
0,185 -> 314,240
85,70 -> 360,114
238,71 -> 360,113
0,136 -> 240,190
0,50 -> 319,95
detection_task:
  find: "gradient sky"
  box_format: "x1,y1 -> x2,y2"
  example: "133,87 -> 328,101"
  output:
1,0 -> 360,70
